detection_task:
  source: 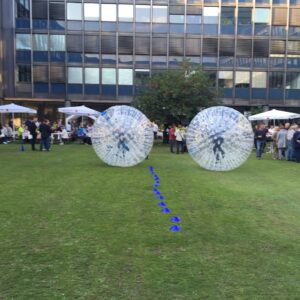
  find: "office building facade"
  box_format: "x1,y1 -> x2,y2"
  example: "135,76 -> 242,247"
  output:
0,0 -> 300,117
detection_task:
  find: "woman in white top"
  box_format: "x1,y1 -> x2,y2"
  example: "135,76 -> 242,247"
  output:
175,125 -> 185,154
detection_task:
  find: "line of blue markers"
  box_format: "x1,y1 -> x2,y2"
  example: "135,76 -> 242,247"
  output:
148,166 -> 181,232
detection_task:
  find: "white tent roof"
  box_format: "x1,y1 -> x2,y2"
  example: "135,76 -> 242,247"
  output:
58,105 -> 100,117
249,109 -> 300,121
0,103 -> 37,114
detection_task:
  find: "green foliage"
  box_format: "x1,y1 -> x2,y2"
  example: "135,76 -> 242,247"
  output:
132,62 -> 218,122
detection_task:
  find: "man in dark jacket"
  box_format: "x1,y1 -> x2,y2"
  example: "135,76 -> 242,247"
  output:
39,119 -> 52,151
254,124 -> 267,159
25,117 -> 37,151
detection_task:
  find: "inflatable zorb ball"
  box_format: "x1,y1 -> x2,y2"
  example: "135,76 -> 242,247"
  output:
92,105 -> 154,167
186,106 -> 253,171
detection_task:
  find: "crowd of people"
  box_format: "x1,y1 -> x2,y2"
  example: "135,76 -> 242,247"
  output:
254,122 -> 300,163
1,117 -> 300,163
0,117 -> 94,151
153,122 -> 188,154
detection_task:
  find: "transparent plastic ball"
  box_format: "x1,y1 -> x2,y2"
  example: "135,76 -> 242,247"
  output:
92,105 -> 154,167
186,106 -> 254,171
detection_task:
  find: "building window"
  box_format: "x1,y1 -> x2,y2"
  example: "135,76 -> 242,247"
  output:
118,5 -> 133,22
187,15 -> 201,24
16,0 -> 30,18
252,72 -> 267,88
50,35 -> 65,51
170,15 -> 185,23
135,69 -> 150,86
67,3 -> 82,20
218,71 -> 233,87
84,4 -> 99,21
221,7 -> 235,34
235,71 -> 250,88
16,34 -> 31,50
102,68 -> 116,84
269,72 -> 284,88
286,72 -> 300,89
68,67 -> 83,84
136,5 -> 151,22
203,7 -> 219,24
101,4 -> 117,21
254,8 -> 270,23
33,34 -> 48,51
153,6 -> 168,23
85,68 -> 99,84
118,69 -> 133,85
17,65 -> 31,83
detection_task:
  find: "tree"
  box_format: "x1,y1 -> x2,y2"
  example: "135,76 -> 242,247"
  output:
132,61 -> 218,123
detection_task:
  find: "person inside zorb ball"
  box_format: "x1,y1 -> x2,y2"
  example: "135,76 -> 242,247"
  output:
92,105 -> 154,167
186,106 -> 254,171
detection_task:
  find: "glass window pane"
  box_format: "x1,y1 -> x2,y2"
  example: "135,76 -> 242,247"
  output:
118,5 -> 133,22
16,34 -> 31,50
135,69 -> 150,86
153,6 -> 167,23
118,69 -> 133,85
17,64 -> 31,83
101,4 -> 116,21
187,15 -> 201,24
50,35 -> 65,51
252,72 -> 267,88
269,72 -> 284,88
84,4 -> 99,21
221,7 -> 235,25
286,72 -> 300,89
33,34 -> 48,51
218,71 -> 233,87
102,68 -> 116,84
235,71 -> 250,87
254,8 -> 270,24
85,68 -> 99,84
102,54 -> 116,65
68,67 -> 83,84
119,55 -> 133,66
170,15 -> 185,23
16,0 -> 30,18
203,7 -> 219,24
67,3 -> 82,20
238,8 -> 252,25
136,5 -> 150,22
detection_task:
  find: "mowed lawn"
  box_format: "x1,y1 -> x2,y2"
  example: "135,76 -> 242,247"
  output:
0,143 -> 299,299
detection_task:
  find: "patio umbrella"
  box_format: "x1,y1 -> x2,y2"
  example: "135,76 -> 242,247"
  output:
249,109 -> 300,125
0,103 -> 37,138
58,105 -> 100,131
58,105 -> 100,117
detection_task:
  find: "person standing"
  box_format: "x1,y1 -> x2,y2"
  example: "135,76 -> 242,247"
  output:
276,124 -> 288,160
39,119 -> 52,151
254,124 -> 267,159
25,116 -> 37,151
271,126 -> 280,159
152,121 -> 158,139
175,124 -> 185,154
286,124 -> 296,161
168,124 -> 176,153
162,124 -> 169,144
292,126 -> 300,163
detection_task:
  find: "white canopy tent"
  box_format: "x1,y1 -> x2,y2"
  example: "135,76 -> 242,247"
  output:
58,105 -> 100,117
0,103 -> 37,138
249,109 -> 300,125
58,105 -> 100,131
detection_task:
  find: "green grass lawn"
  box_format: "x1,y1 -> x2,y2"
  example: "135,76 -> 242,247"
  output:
0,143 -> 299,299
